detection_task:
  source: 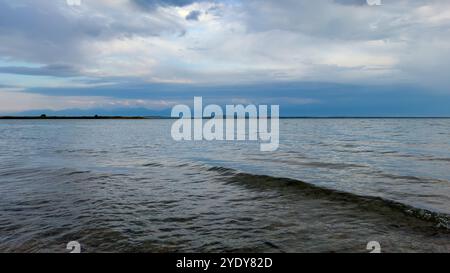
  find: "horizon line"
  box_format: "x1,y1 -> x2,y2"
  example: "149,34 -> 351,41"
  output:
2,115 -> 450,120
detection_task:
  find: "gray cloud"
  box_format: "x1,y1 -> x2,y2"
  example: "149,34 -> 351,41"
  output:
1,0 -> 450,97
0,0 -> 185,64
334,0 -> 368,5
186,10 -> 202,21
0,64 -> 80,77
241,0 -> 390,40
132,0 -> 207,9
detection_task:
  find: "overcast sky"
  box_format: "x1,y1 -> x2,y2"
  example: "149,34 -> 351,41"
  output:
1,0 -> 450,116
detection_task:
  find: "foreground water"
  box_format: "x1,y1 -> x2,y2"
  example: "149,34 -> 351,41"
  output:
0,119 -> 449,253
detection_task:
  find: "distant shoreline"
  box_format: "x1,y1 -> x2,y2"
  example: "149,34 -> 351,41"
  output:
0,116 -> 158,120
1,116 -> 450,120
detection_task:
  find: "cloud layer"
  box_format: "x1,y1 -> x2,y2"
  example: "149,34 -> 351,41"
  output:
1,0 -> 450,115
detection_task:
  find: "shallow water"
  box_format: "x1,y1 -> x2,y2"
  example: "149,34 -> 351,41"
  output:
0,119 -> 449,253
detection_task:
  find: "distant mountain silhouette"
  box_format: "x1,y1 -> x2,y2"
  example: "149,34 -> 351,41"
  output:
8,107 -> 172,117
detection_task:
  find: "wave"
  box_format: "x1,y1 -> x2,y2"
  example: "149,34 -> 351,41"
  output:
207,166 -> 450,230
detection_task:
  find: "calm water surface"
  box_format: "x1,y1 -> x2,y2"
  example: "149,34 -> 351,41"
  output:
0,119 -> 449,252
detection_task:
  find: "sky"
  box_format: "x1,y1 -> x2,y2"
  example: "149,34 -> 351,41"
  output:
0,0 -> 450,116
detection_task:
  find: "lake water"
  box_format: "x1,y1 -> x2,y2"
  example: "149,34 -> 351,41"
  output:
0,119 -> 449,252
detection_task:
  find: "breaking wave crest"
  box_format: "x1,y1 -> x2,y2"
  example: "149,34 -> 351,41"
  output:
207,166 -> 450,230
